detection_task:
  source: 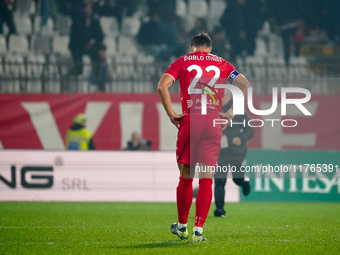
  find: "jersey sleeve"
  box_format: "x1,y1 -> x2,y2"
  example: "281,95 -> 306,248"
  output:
164,60 -> 179,81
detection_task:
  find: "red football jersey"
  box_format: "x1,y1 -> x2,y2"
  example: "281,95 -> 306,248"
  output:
165,51 -> 239,114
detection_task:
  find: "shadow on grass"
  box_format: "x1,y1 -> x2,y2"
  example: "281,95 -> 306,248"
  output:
116,240 -> 195,249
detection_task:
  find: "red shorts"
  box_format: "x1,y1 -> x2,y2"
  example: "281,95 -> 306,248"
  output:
176,111 -> 222,167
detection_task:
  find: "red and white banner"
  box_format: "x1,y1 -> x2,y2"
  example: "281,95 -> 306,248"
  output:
0,93 -> 339,150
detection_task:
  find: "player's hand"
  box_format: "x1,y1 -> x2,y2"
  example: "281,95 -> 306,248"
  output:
169,112 -> 187,129
218,111 -> 234,130
232,137 -> 242,146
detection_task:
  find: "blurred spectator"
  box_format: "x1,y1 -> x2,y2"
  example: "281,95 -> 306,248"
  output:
188,18 -> 208,40
268,0 -> 305,65
0,0 -> 16,36
40,0 -> 51,33
304,0 -> 323,34
58,0 -> 116,19
92,0 -> 116,16
303,0 -> 337,45
67,1 -> 105,75
65,113 -> 95,150
125,132 -> 152,151
138,12 -> 183,61
322,0 -> 340,44
89,43 -> 109,92
67,0 -> 91,74
220,0 -> 260,62
210,26 -> 228,60
115,0 -> 141,30
257,0 -> 270,29
147,0 -> 176,22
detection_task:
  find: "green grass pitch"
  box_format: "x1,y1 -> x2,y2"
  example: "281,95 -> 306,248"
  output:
0,202 -> 339,254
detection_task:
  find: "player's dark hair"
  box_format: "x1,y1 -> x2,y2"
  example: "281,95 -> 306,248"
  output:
190,33 -> 212,48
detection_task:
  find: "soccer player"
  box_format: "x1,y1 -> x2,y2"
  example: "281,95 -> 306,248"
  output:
157,33 -> 251,241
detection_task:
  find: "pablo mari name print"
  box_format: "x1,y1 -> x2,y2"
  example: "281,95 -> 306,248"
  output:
184,54 -> 222,62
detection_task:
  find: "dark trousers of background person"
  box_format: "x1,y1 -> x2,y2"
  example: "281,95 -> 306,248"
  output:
281,27 -> 300,66
71,49 -> 84,75
90,60 -> 108,92
214,158 -> 245,212
40,0 -> 51,28
0,12 -> 16,35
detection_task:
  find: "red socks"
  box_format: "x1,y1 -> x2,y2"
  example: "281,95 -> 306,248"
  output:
177,177 -> 193,224
195,178 -> 213,228
176,177 -> 213,228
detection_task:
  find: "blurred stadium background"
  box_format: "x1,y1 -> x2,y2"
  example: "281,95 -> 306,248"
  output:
0,0 -> 339,94
0,0 -> 339,254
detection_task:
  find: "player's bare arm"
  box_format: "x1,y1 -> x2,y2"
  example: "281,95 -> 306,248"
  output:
219,74 -> 251,123
233,74 -> 251,102
157,74 -> 187,129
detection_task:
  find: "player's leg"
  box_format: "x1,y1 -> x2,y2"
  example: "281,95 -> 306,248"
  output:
192,113 -> 222,241
170,162 -> 191,240
192,163 -> 214,241
177,163 -> 193,223
170,115 -> 193,239
214,167 -> 227,217
171,113 -> 192,240
232,159 -> 251,196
